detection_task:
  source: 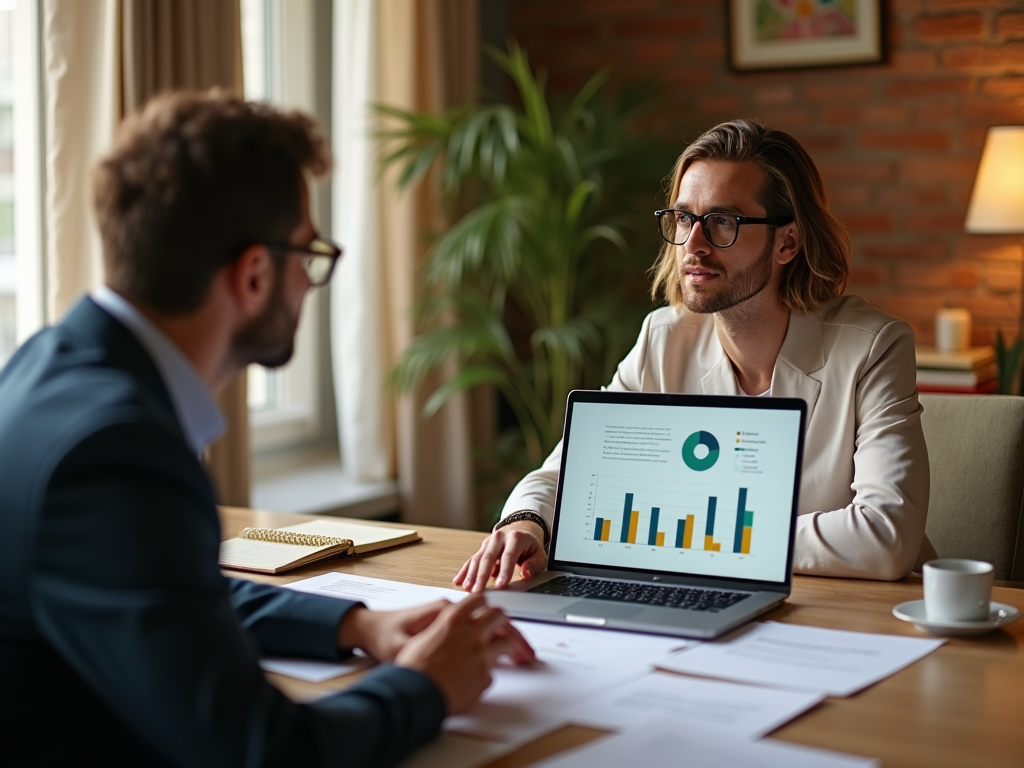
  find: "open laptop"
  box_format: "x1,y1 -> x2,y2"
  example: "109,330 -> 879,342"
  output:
487,390 -> 807,639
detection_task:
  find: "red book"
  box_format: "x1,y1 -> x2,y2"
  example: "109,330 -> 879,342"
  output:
916,379 -> 999,395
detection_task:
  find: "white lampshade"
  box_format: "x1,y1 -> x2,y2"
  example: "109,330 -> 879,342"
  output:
964,126 -> 1024,234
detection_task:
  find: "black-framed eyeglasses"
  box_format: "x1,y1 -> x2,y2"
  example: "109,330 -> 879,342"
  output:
654,209 -> 793,249
264,237 -> 343,287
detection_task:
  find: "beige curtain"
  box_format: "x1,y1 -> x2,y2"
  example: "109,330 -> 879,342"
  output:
333,0 -> 485,528
42,0 -> 249,506
42,0 -> 119,320
380,0 -> 481,529
121,0 -> 243,114
121,0 -> 248,506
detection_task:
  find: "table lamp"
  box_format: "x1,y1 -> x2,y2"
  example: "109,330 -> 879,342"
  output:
964,125 -> 1024,394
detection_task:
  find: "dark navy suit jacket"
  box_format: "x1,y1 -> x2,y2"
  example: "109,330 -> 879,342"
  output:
0,298 -> 445,767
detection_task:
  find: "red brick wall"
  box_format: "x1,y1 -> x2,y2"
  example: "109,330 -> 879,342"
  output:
509,0 -> 1024,347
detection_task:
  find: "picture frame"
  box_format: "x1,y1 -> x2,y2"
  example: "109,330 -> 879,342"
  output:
728,0 -> 885,72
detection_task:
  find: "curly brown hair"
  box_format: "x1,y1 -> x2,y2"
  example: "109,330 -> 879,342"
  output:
650,119 -> 849,314
93,89 -> 331,315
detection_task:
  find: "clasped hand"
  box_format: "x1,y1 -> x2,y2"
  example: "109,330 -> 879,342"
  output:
337,593 -> 535,714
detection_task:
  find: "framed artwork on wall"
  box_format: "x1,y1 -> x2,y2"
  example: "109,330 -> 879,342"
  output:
728,0 -> 885,72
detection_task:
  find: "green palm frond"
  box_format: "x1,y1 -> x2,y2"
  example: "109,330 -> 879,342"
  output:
488,42 -> 553,149
373,105 -> 453,189
558,69 -> 609,135
422,365 -> 509,418
580,223 -> 628,252
441,105 -> 519,191
389,323 -> 504,392
565,180 -> 598,228
425,195 -> 533,286
531,317 -> 602,369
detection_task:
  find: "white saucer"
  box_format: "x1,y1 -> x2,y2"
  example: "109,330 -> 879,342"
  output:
892,600 -> 1021,637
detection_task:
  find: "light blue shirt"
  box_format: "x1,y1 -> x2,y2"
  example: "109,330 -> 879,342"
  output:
91,286 -> 226,455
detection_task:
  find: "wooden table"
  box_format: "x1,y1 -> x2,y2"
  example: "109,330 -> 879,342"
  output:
221,507 -> 1024,768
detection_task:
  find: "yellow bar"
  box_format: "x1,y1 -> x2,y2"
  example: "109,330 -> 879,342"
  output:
656,532 -> 665,547
714,542 -> 721,552
704,535 -> 714,550
684,515 -> 694,549
601,519 -> 611,542
741,526 -> 752,554
628,511 -> 639,544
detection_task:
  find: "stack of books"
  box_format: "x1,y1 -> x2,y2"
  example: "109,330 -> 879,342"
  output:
915,345 -> 997,394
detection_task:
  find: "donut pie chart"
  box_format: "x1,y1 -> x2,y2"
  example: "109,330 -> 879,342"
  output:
682,430 -> 720,471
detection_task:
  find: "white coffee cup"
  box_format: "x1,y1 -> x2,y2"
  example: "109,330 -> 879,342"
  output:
923,559 -> 993,623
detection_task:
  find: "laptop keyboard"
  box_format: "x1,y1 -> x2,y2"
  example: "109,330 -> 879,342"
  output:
528,576 -> 752,612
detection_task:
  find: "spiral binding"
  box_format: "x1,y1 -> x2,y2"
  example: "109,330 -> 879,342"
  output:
238,527 -> 354,550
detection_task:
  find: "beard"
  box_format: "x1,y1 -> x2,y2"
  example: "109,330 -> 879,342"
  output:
678,230 -> 775,315
230,275 -> 300,370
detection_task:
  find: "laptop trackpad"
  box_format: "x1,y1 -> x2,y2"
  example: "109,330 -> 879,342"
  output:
560,600 -> 645,620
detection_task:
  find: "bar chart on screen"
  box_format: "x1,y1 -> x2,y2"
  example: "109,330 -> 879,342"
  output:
586,474 -> 759,556
552,398 -> 800,582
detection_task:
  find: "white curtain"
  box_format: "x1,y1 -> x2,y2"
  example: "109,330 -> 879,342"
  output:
331,0 -> 393,482
42,0 -> 119,319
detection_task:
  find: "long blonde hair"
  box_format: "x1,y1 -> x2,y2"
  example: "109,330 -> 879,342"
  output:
650,119 -> 849,313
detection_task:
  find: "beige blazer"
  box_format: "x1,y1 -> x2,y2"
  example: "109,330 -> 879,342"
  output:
502,295 -> 934,580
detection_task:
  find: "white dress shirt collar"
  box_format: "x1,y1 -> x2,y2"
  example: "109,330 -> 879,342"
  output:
91,286 -> 226,454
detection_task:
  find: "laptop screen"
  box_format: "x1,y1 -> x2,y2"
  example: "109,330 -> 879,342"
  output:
549,392 -> 805,586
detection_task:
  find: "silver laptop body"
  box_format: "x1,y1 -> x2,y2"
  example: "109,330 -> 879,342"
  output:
487,390 -> 807,639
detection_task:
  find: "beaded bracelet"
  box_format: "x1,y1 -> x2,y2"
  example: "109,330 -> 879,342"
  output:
493,510 -> 551,548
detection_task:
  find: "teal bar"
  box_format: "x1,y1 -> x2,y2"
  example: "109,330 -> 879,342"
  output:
620,493 -> 633,543
734,487 -> 748,553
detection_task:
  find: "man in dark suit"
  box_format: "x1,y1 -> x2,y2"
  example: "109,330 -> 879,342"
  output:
0,90 -> 532,767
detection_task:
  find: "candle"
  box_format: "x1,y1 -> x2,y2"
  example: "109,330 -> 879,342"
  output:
935,308 -> 971,353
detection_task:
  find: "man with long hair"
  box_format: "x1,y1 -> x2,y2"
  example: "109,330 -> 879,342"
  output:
459,118 -> 932,589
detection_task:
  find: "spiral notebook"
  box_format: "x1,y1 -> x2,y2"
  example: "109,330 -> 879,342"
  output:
219,519 -> 420,574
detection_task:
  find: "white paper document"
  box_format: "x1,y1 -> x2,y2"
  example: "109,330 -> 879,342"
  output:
534,716 -> 880,768
658,620 -> 944,696
285,572 -> 468,610
259,654 -> 373,683
285,574 -> 684,743
444,621 -> 693,744
564,671 -> 823,739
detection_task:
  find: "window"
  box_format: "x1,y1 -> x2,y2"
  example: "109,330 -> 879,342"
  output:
0,11 -> 13,365
0,0 -> 44,368
241,0 -> 336,457
242,0 -> 393,519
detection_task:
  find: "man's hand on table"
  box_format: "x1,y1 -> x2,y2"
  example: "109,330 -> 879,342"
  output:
453,520 -> 549,592
336,594 -> 535,714
395,593 -> 533,713
337,600 -> 448,662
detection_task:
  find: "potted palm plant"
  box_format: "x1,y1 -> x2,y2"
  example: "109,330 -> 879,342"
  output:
376,44 -> 671,523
